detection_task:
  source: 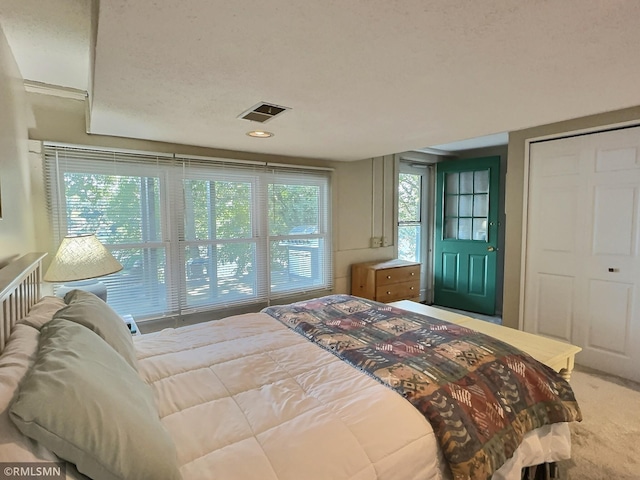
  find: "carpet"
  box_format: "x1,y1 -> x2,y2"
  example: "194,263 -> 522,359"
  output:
557,365 -> 640,479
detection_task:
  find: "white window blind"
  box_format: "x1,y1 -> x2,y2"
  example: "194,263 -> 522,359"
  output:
44,144 -> 332,320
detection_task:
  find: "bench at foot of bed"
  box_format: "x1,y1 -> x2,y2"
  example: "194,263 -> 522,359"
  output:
389,301 -> 581,382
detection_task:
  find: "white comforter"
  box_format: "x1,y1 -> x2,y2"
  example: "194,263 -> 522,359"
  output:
134,312 -> 572,480
135,313 -> 446,480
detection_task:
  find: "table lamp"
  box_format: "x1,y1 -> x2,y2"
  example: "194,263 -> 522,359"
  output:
44,234 -> 123,301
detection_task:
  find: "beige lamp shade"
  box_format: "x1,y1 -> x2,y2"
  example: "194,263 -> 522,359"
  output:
44,234 -> 123,282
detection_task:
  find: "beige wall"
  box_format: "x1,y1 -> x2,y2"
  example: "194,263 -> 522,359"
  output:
0,25 -> 36,265
334,155 -> 397,293
503,106 -> 640,328
26,93 -> 397,290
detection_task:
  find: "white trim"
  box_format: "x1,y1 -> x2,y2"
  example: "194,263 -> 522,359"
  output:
85,93 -> 92,134
517,118 -> 640,330
28,140 -> 42,154
371,158 -> 376,241
176,153 -> 265,166
42,145 -> 333,172
24,81 -> 87,100
398,150 -> 445,165
518,141 -> 533,331
381,157 -> 387,244
412,147 -> 456,156
523,119 -> 640,146
266,162 -> 334,172
43,141 -> 174,159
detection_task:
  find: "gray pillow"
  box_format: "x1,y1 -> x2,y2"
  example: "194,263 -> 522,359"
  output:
54,289 -> 137,370
9,318 -> 181,480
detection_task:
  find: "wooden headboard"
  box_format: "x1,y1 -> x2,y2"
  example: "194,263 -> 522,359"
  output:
0,252 -> 47,353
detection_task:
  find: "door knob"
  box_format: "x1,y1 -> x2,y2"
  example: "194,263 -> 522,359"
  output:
487,246 -> 495,252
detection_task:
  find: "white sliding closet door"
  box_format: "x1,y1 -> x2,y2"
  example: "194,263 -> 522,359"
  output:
524,126 -> 640,383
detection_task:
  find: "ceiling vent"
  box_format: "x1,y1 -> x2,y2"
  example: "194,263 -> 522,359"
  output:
238,102 -> 290,123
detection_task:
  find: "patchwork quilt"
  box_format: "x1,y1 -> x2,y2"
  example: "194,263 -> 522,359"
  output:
262,295 -> 582,480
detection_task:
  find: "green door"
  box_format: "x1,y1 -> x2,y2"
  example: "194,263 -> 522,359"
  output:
434,156 -> 500,315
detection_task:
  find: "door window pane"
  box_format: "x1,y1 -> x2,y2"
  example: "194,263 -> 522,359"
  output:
474,170 -> 490,193
473,194 -> 489,217
446,173 -> 459,194
473,219 -> 488,241
458,218 -> 472,240
460,171 -> 473,194
445,218 -> 458,239
459,195 -> 473,217
445,196 -> 458,217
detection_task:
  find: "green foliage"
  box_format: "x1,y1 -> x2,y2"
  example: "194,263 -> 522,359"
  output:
64,173 -> 161,243
398,173 -> 421,222
184,179 -> 253,273
268,183 -> 320,269
268,183 -> 319,235
397,173 -> 422,263
64,173 -> 323,278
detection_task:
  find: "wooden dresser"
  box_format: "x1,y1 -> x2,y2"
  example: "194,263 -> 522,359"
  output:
351,259 -> 420,302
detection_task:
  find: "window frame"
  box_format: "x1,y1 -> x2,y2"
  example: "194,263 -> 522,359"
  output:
44,144 -> 333,321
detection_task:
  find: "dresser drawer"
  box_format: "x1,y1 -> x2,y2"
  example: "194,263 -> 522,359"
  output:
375,265 -> 420,286
375,280 -> 420,302
351,259 -> 421,303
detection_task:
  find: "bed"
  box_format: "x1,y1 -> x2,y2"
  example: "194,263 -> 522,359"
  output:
0,253 -> 581,480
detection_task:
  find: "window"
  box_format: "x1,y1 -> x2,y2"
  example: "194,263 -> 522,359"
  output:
443,170 -> 489,241
397,161 -> 434,304
44,145 -> 332,320
397,172 -> 423,263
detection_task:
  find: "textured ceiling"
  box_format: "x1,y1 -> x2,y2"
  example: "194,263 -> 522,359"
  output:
2,0 -> 640,161
0,0 -> 90,91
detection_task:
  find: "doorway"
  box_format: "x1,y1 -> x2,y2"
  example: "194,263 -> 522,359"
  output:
433,156 -> 501,316
396,153 -> 505,317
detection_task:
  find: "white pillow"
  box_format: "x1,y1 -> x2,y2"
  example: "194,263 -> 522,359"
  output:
18,296 -> 66,330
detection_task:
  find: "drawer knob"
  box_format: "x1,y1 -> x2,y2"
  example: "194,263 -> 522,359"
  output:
410,286 -> 414,290
387,291 -> 391,295
411,272 -> 415,276
387,275 -> 392,279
